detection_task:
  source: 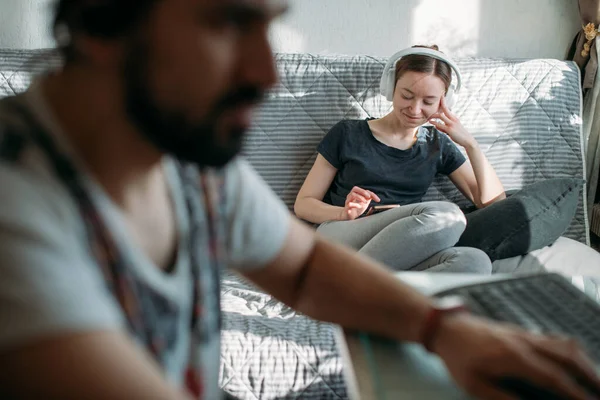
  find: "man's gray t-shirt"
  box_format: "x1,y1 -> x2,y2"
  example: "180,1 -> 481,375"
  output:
0,86 -> 291,398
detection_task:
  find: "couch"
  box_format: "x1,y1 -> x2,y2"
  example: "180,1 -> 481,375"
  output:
2,49 -> 600,399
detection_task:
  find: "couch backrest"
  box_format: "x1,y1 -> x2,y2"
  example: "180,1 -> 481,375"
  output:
0,50 -> 588,244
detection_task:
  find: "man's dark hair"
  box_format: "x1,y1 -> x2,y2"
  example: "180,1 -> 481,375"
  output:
53,0 -> 159,61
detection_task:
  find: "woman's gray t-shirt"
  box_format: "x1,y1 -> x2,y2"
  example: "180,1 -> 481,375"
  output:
317,119 -> 466,207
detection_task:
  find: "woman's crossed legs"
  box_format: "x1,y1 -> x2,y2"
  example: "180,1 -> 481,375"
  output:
317,201 -> 491,274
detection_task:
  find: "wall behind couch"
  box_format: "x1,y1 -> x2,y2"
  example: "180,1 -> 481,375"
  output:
0,0 -> 54,49
270,0 -> 580,59
0,0 -> 580,59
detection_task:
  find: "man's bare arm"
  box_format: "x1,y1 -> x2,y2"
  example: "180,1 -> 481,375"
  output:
242,218 -> 432,343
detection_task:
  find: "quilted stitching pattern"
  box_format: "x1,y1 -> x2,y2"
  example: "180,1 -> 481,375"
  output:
220,273 -> 346,400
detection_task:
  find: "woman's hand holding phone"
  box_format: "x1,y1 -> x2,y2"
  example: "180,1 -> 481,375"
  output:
340,186 -> 380,221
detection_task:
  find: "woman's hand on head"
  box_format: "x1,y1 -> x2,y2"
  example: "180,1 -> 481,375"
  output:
341,186 -> 380,221
429,96 -> 476,149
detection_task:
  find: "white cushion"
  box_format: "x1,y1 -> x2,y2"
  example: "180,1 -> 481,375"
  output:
493,236 -> 600,277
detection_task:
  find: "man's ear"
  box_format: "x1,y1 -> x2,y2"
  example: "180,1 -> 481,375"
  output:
73,35 -> 126,68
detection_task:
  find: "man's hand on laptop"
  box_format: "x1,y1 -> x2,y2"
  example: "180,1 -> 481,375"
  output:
432,313 -> 600,400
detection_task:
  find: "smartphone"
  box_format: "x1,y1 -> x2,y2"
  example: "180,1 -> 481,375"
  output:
365,204 -> 400,216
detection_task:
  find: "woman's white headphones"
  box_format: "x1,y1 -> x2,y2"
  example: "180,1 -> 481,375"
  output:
380,47 -> 463,109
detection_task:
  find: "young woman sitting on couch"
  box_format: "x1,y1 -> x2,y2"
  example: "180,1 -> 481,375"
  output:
294,45 -> 506,274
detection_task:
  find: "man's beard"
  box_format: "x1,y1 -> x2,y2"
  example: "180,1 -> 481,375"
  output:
123,45 -> 263,168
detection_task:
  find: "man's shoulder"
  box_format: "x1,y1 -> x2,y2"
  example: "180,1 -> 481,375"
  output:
218,156 -> 292,270
221,157 -> 259,196
219,156 -> 286,215
0,94 -> 77,224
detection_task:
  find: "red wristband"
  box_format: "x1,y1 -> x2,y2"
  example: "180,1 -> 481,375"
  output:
419,298 -> 468,353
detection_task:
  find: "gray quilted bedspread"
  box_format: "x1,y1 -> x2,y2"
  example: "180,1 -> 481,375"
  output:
220,272 -> 346,399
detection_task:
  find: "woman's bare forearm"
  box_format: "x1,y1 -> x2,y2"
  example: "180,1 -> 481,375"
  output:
294,197 -> 344,224
465,142 -> 505,206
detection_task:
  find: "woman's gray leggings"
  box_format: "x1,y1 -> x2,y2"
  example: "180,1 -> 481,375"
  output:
317,201 -> 492,274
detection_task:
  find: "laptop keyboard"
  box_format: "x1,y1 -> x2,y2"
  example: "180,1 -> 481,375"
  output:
435,274 -> 600,362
